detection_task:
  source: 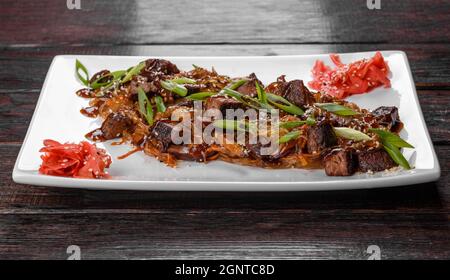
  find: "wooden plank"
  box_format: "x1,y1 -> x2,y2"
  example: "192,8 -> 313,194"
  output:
0,145 -> 449,260
1,89 -> 449,144
0,212 -> 448,260
1,44 -> 449,92
0,0 -> 449,45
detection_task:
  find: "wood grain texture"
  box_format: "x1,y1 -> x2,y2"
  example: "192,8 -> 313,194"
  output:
0,0 -> 449,45
0,144 -> 449,259
1,44 -> 450,91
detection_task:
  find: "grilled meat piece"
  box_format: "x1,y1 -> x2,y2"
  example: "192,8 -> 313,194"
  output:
129,76 -> 158,95
174,99 -> 195,108
323,149 -> 357,176
100,112 -> 134,140
282,80 -> 314,108
142,59 -> 180,76
358,148 -> 397,172
235,73 -> 263,98
306,121 -> 338,153
150,121 -> 176,152
205,96 -> 244,117
246,140 -> 295,162
185,83 -> 207,94
372,106 -> 401,132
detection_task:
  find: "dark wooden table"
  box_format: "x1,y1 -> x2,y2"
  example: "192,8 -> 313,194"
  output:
0,0 -> 449,260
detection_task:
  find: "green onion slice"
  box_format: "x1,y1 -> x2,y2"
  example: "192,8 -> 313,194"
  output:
137,87 -> 154,126
187,92 -> 217,100
90,70 -> 126,90
227,79 -> 248,90
255,82 -> 268,104
121,61 -> 146,84
266,93 -> 304,116
369,128 -> 414,148
278,130 -> 301,144
171,77 -> 197,84
160,80 -> 188,97
333,127 -> 371,141
369,128 -> 414,170
280,117 -> 316,129
383,142 -> 411,170
154,96 -> 166,113
222,88 -> 273,110
213,119 -> 249,132
75,59 -> 90,86
315,103 -> 359,116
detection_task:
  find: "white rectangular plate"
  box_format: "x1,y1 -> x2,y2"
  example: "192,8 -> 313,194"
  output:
13,52 -> 440,191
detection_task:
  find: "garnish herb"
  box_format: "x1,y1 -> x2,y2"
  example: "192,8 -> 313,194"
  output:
266,93 -> 304,116
213,119 -> 249,132
226,79 -> 248,90
369,128 -> 414,148
121,62 -> 146,84
369,128 -> 414,169
154,96 -> 166,113
76,60 -> 148,97
75,59 -> 90,86
333,127 -> 371,141
137,87 -> 154,126
171,77 -> 197,84
255,82 -> 268,104
278,130 -> 301,144
222,88 -> 273,110
90,70 -> 127,90
187,92 -> 216,100
315,103 -> 359,116
280,117 -> 316,129
160,80 -> 188,97
383,142 -> 412,170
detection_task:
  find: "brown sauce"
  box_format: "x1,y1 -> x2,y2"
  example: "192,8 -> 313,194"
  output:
76,88 -> 95,98
80,106 -> 99,118
85,128 -> 107,142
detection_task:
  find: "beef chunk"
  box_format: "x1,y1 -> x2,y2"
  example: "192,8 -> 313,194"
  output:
306,121 -> 338,153
323,149 -> 357,176
372,106 -> 402,132
151,121 -> 176,152
174,99 -> 195,108
185,83 -> 207,94
141,59 -> 180,80
246,140 -> 295,162
236,73 -> 263,97
358,149 -> 397,172
145,59 -> 180,75
129,76 -> 158,95
282,80 -> 314,108
100,112 -> 134,140
205,96 -> 244,117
